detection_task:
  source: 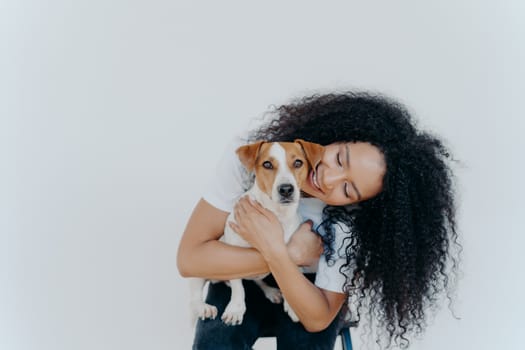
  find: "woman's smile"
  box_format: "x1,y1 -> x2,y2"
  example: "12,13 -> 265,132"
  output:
309,165 -> 324,194
302,142 -> 386,206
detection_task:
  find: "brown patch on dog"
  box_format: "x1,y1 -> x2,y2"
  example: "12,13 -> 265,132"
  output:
294,139 -> 324,170
236,140 -> 324,197
236,141 -> 265,172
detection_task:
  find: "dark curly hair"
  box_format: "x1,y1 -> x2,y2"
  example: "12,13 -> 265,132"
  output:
250,92 -> 460,348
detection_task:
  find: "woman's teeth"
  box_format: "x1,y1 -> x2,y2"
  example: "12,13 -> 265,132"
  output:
313,171 -> 321,191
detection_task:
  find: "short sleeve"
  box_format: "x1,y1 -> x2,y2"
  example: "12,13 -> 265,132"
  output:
202,137 -> 252,213
299,199 -> 351,294
314,222 -> 351,294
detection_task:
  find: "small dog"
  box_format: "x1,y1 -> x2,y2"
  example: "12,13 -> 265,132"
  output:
189,139 -> 323,326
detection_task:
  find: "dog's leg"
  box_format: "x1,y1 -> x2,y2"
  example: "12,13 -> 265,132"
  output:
221,279 -> 246,326
253,279 -> 283,304
283,298 -> 300,322
189,278 -> 218,322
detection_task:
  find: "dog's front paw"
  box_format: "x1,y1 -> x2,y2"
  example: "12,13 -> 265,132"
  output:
191,300 -> 218,321
283,299 -> 300,322
262,286 -> 283,304
221,301 -> 246,326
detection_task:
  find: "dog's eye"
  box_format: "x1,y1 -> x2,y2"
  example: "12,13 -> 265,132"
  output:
262,161 -> 273,169
293,159 -> 303,168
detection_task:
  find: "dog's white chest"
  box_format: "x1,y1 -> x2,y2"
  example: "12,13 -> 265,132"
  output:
221,189 -> 301,248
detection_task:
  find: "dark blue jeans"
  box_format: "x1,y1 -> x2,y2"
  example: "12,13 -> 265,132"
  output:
192,275 -> 344,350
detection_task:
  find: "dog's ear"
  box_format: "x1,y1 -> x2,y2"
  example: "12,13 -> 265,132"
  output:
236,141 -> 265,172
295,139 -> 324,169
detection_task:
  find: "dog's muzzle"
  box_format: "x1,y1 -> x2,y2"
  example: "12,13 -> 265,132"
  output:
278,183 -> 296,203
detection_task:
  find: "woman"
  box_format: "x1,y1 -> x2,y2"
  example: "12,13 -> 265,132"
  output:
177,92 -> 459,349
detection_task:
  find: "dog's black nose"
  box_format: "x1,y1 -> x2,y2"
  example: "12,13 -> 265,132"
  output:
278,184 -> 294,198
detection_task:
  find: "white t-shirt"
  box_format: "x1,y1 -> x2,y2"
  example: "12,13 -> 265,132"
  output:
203,137 -> 350,294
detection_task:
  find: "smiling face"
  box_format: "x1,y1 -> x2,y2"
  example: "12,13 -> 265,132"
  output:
301,142 -> 386,206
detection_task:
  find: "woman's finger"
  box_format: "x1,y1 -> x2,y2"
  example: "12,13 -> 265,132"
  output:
250,198 -> 268,216
239,197 -> 268,222
237,196 -> 253,214
233,202 -> 245,223
248,198 -> 277,222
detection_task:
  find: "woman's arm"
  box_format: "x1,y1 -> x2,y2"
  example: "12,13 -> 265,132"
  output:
177,198 -> 322,280
177,199 -> 269,280
229,196 -> 347,332
266,247 -> 347,332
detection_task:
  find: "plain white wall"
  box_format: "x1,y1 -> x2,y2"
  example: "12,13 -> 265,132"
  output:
2,1 -> 524,349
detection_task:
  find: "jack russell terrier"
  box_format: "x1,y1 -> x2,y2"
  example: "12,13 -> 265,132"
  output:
189,139 -> 324,326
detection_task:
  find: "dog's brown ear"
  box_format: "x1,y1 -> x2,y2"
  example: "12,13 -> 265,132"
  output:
295,139 -> 324,169
236,141 -> 265,172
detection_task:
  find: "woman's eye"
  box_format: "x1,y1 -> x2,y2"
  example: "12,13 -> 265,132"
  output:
262,161 -> 273,169
293,159 -> 303,168
337,153 -> 342,167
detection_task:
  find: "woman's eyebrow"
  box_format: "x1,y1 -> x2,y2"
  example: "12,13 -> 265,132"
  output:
346,144 -> 362,200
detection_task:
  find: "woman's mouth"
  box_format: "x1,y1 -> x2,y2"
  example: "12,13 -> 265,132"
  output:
310,167 -> 323,193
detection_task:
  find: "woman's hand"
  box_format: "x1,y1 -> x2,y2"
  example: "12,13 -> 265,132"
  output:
229,196 -> 287,260
287,220 -> 324,267
229,196 -> 345,331
228,196 -> 323,266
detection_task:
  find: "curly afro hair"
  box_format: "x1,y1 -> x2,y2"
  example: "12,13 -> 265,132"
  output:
250,91 -> 460,348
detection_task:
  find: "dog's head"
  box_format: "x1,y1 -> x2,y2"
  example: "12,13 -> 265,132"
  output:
236,140 -> 324,205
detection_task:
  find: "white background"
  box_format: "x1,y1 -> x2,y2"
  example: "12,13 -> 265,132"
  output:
2,1 -> 524,349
